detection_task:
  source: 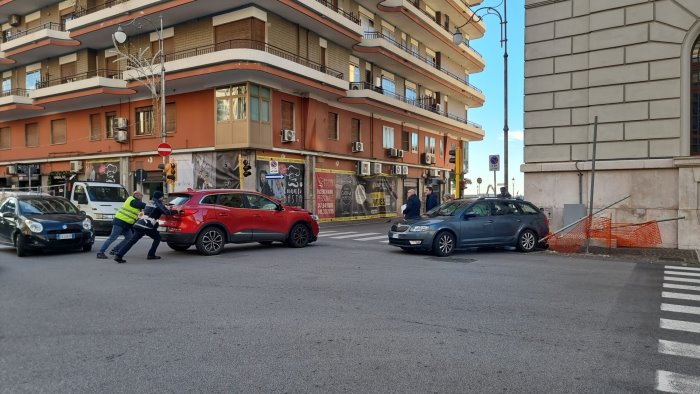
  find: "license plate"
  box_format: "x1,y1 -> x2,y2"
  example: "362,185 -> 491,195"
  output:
391,233 -> 399,239
57,233 -> 74,240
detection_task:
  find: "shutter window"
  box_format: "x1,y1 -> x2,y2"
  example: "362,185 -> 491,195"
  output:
89,113 -> 101,140
51,119 -> 67,144
281,101 -> 294,130
25,123 -> 39,147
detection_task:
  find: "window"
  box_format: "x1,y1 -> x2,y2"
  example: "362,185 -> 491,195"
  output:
469,201 -> 491,217
692,35 -> 700,155
51,119 -> 67,144
429,137 -> 435,154
349,63 -> 360,82
328,112 -> 339,140
0,127 -> 10,149
25,70 -> 40,90
401,130 -> 409,151
405,84 -> 417,103
382,126 -> 394,149
105,111 -> 116,138
166,102 -> 176,133
493,201 -> 518,216
249,85 -> 270,122
216,84 -> 247,122
1,77 -> 10,92
135,106 -> 154,136
439,138 -> 444,157
281,100 -> 294,130
424,136 -> 428,153
517,202 -> 540,214
411,132 -> 418,153
351,118 -> 361,142
89,114 -> 101,140
381,76 -> 395,94
218,193 -> 245,208
25,123 -> 39,147
246,194 -> 278,210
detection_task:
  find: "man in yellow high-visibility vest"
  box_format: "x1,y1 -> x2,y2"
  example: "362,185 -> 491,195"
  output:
96,190 -> 146,259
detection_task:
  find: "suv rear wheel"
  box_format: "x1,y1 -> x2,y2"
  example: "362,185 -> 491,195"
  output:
286,224 -> 310,248
196,226 -> 225,255
517,229 -> 537,252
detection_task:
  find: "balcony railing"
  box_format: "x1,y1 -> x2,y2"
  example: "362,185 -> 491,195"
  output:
162,38 -> 344,79
0,88 -> 30,97
349,82 -> 482,128
3,22 -> 65,43
70,0 -> 130,19
35,69 -> 123,89
313,0 -> 360,24
363,32 -> 482,93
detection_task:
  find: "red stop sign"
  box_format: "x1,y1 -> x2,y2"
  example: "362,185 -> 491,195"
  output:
157,143 -> 172,156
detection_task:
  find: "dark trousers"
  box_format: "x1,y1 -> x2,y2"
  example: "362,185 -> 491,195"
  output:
115,226 -> 160,258
99,220 -> 132,254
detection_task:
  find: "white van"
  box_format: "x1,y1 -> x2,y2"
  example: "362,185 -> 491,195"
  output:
70,182 -> 129,234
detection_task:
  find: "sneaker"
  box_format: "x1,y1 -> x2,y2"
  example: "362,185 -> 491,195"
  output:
147,255 -> 161,260
114,256 -> 127,264
109,250 -> 116,255
96,252 -> 107,259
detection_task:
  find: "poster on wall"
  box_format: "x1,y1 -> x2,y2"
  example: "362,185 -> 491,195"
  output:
193,152 -> 216,189
170,153 -> 194,192
256,155 -> 305,207
86,159 -> 120,183
315,170 -> 397,221
215,151 -> 240,189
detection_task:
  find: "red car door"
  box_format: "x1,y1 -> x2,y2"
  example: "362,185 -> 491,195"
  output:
213,193 -> 254,243
244,193 -> 288,242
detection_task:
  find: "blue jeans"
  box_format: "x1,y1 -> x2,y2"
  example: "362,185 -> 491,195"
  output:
115,226 -> 161,258
99,220 -> 133,254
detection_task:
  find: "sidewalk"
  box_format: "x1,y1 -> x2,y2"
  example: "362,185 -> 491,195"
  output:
546,246 -> 699,265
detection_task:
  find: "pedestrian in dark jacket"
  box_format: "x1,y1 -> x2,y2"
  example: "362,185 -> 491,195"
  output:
403,189 -> 421,220
424,186 -> 438,212
114,191 -> 175,263
97,190 -> 146,259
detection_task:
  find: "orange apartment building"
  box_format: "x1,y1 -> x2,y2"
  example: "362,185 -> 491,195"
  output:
0,0 -> 485,222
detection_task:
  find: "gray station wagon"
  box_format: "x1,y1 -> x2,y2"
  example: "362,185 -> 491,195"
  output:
388,197 -> 550,257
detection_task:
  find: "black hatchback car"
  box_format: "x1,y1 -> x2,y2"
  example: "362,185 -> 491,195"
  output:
0,194 -> 94,257
388,197 -> 549,257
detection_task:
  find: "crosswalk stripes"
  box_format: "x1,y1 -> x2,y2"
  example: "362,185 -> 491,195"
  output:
656,265 -> 700,393
330,232 -> 380,239
353,235 -> 389,241
316,230 -> 391,244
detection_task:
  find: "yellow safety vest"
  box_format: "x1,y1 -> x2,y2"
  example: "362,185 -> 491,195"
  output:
114,196 -> 141,224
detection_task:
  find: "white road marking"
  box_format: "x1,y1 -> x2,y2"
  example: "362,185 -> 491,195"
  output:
380,240 -> 389,243
354,235 -> 389,241
660,318 -> 700,334
656,370 -> 700,393
665,276 -> 700,284
659,340 -> 700,360
666,266 -> 700,272
330,232 -> 380,239
663,292 -> 700,302
665,270 -> 700,278
317,231 -> 357,237
664,283 -> 700,292
317,231 -> 340,235
661,303 -> 700,316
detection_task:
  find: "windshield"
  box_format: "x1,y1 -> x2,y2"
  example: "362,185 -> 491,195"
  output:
19,198 -> 79,215
426,200 -> 473,217
166,194 -> 192,206
86,186 -> 128,202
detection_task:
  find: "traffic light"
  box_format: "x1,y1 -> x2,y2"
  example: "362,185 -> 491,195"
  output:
449,148 -> 457,164
242,160 -> 252,177
158,163 -> 166,181
165,162 -> 176,184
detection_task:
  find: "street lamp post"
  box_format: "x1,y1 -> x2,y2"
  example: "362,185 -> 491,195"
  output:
113,15 -> 167,194
452,0 -> 508,194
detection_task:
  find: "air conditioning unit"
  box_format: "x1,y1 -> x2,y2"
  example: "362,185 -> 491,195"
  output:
115,129 -> 128,143
356,161 -> 371,176
112,117 -> 128,130
392,164 -> 402,175
6,165 -> 17,175
431,169 -> 441,177
401,165 -> 409,175
282,129 -> 296,142
352,141 -> 364,152
397,149 -> 404,158
371,162 -> 382,175
435,103 -> 443,112
9,15 -> 20,27
70,160 -> 83,173
423,153 -> 433,165
387,148 -> 398,157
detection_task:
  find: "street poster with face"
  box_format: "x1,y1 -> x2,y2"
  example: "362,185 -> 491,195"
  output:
256,155 -> 305,207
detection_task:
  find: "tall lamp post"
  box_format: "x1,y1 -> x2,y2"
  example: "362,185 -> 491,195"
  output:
452,1 -> 508,194
113,15 -> 167,194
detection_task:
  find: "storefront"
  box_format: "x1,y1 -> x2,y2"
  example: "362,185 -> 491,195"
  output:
315,168 -> 398,222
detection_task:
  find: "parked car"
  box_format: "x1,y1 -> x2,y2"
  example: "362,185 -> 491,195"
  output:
0,193 -> 94,257
388,197 -> 550,257
158,189 -> 319,255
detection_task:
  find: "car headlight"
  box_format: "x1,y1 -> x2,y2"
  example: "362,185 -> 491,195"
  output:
82,219 -> 92,230
25,219 -> 43,233
310,214 -> 319,221
93,213 -> 104,220
409,225 -> 431,232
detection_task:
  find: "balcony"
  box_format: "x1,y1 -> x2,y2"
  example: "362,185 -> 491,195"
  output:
357,32 -> 484,107
0,88 -> 42,121
344,82 -> 483,138
0,0 -> 58,25
0,22 -> 79,71
122,38 -> 348,100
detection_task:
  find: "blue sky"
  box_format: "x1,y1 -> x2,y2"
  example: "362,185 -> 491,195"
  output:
468,0 -> 524,196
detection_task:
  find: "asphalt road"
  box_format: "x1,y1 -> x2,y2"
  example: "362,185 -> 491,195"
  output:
1,221 -> 699,393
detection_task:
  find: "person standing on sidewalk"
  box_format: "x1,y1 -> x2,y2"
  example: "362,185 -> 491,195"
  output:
424,186 -> 438,212
403,189 -> 421,220
114,191 -> 175,263
96,190 -> 145,259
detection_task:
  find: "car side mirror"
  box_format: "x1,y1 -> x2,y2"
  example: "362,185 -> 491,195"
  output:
79,210 -> 86,215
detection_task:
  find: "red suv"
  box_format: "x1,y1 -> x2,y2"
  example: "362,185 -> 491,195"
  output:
158,189 -> 319,255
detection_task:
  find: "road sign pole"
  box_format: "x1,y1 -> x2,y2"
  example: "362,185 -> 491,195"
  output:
493,170 -> 497,196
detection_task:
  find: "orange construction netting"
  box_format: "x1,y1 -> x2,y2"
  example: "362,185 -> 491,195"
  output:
546,216 -> 662,253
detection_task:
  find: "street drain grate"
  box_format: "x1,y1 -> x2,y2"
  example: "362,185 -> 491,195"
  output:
425,256 -> 476,264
